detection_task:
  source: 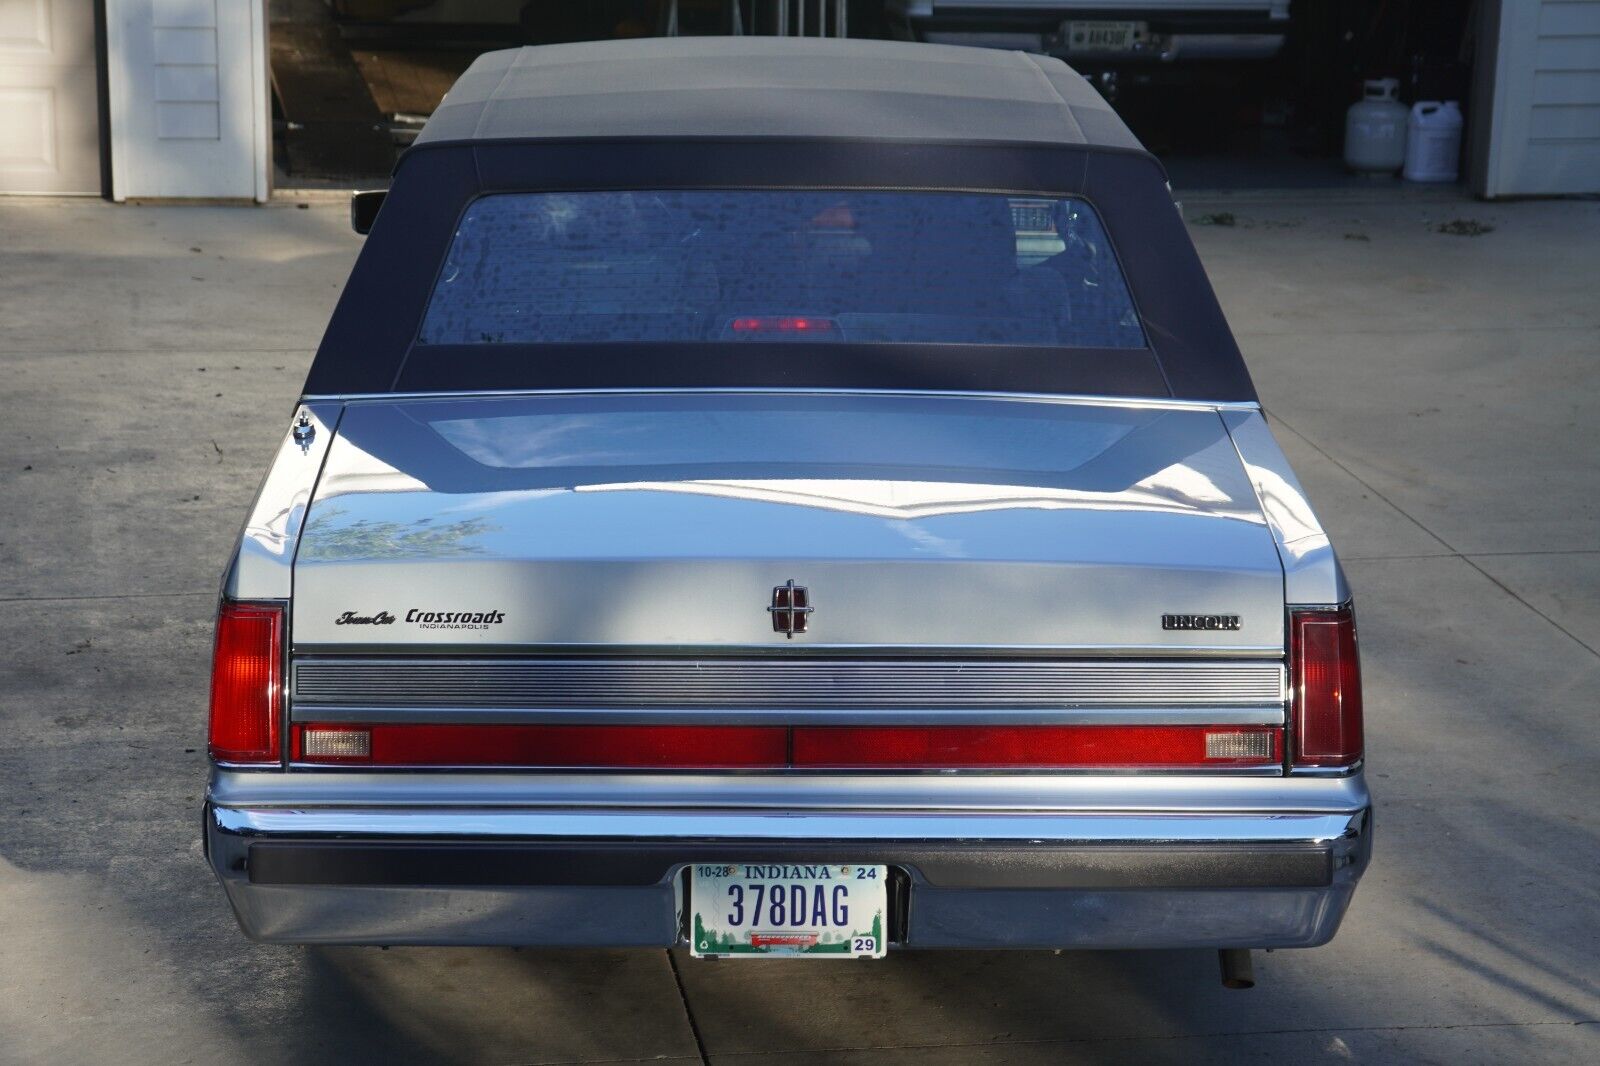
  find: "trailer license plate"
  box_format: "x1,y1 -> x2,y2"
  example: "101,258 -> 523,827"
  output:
1066,21 -> 1142,53
690,864 -> 888,958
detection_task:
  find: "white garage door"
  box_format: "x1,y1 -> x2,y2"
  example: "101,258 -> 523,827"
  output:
0,0 -> 103,194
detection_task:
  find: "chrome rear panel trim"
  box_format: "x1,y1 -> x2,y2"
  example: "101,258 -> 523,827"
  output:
290,642 -> 1288,658
291,658 -> 1287,709
289,704 -> 1285,726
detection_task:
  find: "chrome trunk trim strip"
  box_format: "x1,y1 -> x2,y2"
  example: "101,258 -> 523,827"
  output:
289,704 -> 1285,726
291,658 -> 1286,710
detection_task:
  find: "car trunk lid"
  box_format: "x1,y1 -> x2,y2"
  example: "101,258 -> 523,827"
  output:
290,392 -> 1283,653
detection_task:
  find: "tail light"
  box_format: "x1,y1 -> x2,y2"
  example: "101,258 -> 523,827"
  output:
791,725 -> 1278,768
208,601 -> 284,765
1290,605 -> 1363,768
292,722 -> 1280,770
294,723 -> 789,768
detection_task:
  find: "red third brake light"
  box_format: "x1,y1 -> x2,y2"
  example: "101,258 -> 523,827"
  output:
208,601 -> 283,765
729,316 -> 837,333
1290,605 -> 1364,768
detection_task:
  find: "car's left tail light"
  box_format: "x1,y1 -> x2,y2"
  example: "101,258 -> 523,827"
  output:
208,601 -> 284,765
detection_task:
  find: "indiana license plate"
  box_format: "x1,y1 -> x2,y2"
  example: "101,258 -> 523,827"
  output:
689,863 -> 888,958
1065,20 -> 1142,53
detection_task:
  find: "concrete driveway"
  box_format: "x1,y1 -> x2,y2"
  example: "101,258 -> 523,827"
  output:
0,190 -> 1596,1064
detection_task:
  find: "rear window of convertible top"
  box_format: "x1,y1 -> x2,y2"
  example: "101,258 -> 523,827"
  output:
416,190 -> 1146,350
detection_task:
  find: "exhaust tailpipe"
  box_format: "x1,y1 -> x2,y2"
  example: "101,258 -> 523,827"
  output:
1218,948 -> 1255,989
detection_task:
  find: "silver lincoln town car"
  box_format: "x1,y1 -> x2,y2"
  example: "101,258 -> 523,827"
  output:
204,37 -> 1368,981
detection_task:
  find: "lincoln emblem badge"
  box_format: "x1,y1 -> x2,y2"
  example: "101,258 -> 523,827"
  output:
768,580 -> 813,638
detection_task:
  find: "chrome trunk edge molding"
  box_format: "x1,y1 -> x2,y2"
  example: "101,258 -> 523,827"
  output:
300,387 -> 1264,412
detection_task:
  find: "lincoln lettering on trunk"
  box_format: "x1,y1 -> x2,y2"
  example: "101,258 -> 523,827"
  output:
1162,614 -> 1242,631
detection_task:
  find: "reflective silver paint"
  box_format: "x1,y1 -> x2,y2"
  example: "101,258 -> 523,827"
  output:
223,402 -> 342,602
1222,409 -> 1350,606
291,392 -> 1287,651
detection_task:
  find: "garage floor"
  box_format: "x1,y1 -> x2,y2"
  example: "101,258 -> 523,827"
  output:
0,189 -> 1596,1064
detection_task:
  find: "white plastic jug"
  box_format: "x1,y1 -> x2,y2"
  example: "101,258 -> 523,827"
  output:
1404,101 -> 1464,183
1345,78 -> 1408,173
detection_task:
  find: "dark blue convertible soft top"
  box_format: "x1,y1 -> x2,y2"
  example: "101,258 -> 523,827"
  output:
304,38 -> 1256,403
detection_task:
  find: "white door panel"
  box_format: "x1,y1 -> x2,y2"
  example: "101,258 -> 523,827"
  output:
0,0 -> 101,194
107,0 -> 268,200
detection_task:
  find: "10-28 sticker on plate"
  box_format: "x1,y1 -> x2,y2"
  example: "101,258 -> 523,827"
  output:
690,863 -> 888,958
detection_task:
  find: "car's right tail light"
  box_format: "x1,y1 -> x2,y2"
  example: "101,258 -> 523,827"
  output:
208,601 -> 284,766
1290,604 -> 1363,768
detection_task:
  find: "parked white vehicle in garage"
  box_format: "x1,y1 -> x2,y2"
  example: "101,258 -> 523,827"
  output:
889,0 -> 1291,62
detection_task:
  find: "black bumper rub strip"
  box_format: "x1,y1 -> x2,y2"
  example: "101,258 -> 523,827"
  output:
247,840 -> 1332,890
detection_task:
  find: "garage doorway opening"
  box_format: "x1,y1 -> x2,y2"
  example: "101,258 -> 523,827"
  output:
266,1 -> 861,190
263,2 -> 1482,195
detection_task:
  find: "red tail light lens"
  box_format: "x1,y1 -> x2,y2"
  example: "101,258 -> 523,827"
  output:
294,723 -> 789,768
292,722 -> 1280,770
1290,605 -> 1363,768
208,601 -> 283,765
792,725 -> 1280,769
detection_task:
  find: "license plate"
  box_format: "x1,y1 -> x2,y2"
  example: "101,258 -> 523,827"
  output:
1066,20 -> 1142,53
689,863 -> 888,958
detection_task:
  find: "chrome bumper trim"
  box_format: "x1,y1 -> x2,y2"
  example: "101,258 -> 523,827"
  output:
212,805 -> 1360,845
208,768 -> 1369,812
205,801 -> 1370,949
244,838 -> 1334,890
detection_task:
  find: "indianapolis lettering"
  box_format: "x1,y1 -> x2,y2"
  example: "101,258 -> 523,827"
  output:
405,608 -> 506,631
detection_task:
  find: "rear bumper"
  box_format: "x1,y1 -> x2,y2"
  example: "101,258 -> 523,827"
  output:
205,799 -> 1370,950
